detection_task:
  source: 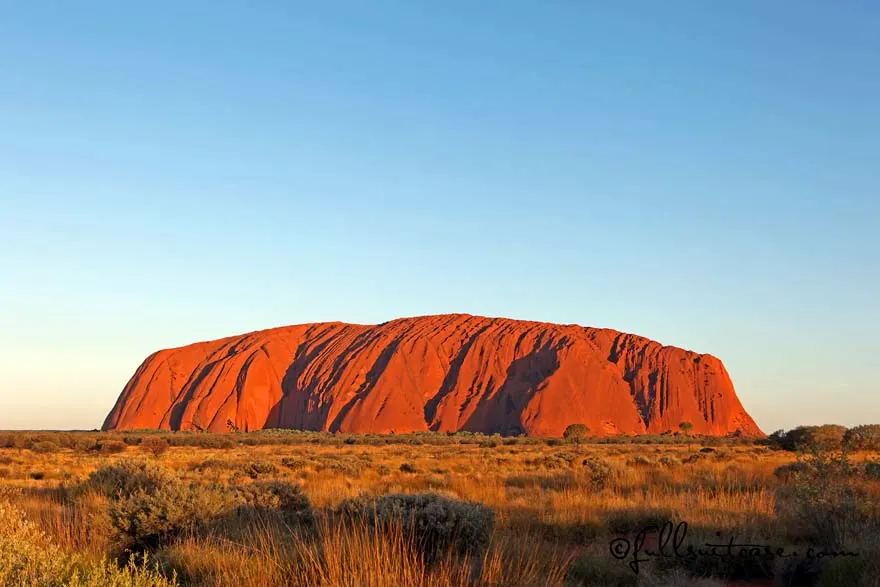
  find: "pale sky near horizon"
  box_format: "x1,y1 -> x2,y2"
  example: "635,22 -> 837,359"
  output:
1,2 -> 878,432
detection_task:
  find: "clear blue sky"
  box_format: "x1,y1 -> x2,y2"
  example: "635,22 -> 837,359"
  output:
1,2 -> 877,431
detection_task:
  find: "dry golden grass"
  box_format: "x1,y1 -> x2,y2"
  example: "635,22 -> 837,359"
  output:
1,433 -> 878,586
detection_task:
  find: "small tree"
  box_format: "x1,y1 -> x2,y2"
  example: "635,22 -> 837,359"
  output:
563,424 -> 590,443
140,437 -> 169,458
679,421 -> 694,435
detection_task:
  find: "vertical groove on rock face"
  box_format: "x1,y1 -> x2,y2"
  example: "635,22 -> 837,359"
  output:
103,315 -> 764,437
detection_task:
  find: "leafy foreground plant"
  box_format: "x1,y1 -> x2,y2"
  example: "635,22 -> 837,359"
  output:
0,499 -> 177,587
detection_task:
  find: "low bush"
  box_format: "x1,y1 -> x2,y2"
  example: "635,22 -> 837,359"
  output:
109,481 -> 233,550
658,455 -> 681,468
97,441 -> 128,455
337,493 -> 495,563
774,449 -> 879,548
280,457 -> 308,471
243,461 -> 278,479
188,458 -> 226,473
581,458 -> 614,490
232,481 -> 315,527
88,459 -> 177,499
626,455 -> 653,467
31,441 -> 61,454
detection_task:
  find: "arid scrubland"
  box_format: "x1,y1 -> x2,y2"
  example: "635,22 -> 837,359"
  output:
0,428 -> 878,587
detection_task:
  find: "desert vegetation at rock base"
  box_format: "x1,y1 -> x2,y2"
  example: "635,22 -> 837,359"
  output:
0,425 -> 878,586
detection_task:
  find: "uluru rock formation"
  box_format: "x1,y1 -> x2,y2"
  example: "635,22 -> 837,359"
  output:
103,314 -> 763,437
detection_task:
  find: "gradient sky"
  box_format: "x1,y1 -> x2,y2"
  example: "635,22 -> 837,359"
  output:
1,2 -> 878,432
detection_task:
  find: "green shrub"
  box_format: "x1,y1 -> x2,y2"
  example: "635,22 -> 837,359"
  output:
337,493 -> 495,562
399,462 -> 418,474
88,459 -> 177,499
864,462 -> 880,481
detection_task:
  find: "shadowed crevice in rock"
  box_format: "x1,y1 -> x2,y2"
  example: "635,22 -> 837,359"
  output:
461,340 -> 561,434
423,322 -> 494,429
